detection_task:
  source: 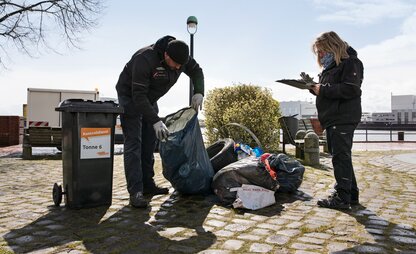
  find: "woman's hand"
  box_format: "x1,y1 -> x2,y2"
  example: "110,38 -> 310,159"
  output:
310,84 -> 321,96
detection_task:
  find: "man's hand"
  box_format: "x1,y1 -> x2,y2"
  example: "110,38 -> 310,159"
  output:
191,93 -> 203,112
153,121 -> 170,140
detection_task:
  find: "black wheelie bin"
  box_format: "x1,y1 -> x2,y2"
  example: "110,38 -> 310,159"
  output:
53,99 -> 123,209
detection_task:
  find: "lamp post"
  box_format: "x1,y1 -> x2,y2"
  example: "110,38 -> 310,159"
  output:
187,16 -> 198,105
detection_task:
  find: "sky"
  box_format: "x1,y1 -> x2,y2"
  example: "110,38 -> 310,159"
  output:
1,0 -> 416,118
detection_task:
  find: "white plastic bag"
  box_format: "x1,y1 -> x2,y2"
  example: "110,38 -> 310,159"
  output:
231,184 -> 276,210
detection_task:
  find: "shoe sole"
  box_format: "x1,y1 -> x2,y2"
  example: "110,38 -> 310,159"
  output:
317,200 -> 350,210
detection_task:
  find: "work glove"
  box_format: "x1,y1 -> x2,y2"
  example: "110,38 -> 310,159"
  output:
153,120 -> 170,140
191,93 -> 204,112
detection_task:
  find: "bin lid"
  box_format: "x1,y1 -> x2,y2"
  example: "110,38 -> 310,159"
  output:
55,99 -> 124,113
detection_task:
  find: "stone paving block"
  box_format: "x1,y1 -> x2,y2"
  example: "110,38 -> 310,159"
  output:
286,221 -> 304,229
256,223 -> 280,230
265,234 -> 290,245
250,215 -> 269,222
366,228 -> 385,235
249,242 -> 273,253
390,235 -> 416,244
237,234 -> 262,241
207,213 -> 228,221
391,228 -> 416,237
266,218 -> 288,225
224,223 -> 252,232
281,214 -> 304,221
353,245 -> 388,253
222,239 -> 244,250
293,250 -> 321,254
231,218 -> 257,226
291,242 -> 323,251
298,236 -> 325,245
276,229 -> 301,237
214,230 -> 234,237
157,226 -> 186,236
304,232 -> 332,239
210,207 -> 231,216
205,219 -> 226,228
250,228 -> 271,236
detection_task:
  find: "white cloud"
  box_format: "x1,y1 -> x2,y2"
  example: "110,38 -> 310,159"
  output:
401,10 -> 416,33
359,11 -> 416,112
314,0 -> 416,25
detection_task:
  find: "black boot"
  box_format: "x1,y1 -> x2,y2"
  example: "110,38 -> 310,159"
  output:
317,192 -> 350,210
129,192 -> 148,208
143,184 -> 169,195
351,191 -> 359,205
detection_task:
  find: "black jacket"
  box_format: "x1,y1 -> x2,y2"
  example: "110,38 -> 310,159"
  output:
315,47 -> 363,129
116,35 -> 204,124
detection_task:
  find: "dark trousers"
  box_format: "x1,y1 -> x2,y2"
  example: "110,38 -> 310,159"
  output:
326,124 -> 359,203
118,96 -> 158,195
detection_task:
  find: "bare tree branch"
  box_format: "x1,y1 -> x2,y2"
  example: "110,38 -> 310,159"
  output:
0,0 -> 104,69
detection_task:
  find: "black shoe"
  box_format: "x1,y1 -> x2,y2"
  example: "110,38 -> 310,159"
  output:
130,192 -> 148,208
351,192 -> 359,205
143,185 -> 169,195
317,192 -> 350,210
350,198 -> 359,205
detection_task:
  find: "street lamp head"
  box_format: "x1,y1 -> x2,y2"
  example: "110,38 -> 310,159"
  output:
187,16 -> 198,35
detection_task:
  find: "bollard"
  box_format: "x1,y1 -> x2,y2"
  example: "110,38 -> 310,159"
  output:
295,130 -> 306,159
304,131 -> 320,166
398,131 -> 404,141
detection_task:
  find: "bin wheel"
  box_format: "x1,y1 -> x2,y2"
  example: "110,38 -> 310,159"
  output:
53,183 -> 63,206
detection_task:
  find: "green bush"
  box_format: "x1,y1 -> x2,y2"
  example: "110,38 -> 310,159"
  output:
204,84 -> 281,152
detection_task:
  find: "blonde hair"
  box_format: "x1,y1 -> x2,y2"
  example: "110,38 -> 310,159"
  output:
312,31 -> 349,67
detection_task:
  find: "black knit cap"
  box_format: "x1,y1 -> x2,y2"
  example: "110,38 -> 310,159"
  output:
166,40 -> 189,65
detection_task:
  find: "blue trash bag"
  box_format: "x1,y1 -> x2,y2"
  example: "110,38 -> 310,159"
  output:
159,107 -> 214,194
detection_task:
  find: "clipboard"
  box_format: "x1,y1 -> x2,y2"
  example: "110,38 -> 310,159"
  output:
275,79 -> 315,90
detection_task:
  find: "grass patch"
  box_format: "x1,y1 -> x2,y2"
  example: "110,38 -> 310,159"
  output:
300,224 -> 332,234
0,248 -> 13,254
65,241 -> 82,249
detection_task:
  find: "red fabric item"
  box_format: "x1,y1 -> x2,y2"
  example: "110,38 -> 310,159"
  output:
260,153 -> 277,180
260,153 -> 271,163
264,158 -> 277,180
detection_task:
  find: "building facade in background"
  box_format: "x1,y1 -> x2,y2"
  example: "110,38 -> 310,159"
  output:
370,112 -> 396,123
391,94 -> 416,124
280,94 -> 416,124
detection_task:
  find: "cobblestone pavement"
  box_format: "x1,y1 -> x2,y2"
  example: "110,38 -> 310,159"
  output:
0,146 -> 416,253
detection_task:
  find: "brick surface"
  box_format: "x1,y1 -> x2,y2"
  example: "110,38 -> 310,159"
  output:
1,147 -> 416,253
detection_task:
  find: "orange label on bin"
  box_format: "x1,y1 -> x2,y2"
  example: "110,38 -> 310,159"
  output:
81,128 -> 111,141
80,127 -> 111,159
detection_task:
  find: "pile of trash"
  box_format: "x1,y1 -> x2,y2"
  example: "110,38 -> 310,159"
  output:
159,107 -> 305,210
211,145 -> 305,210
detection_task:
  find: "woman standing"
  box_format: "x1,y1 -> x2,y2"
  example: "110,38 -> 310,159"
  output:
309,31 -> 364,209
